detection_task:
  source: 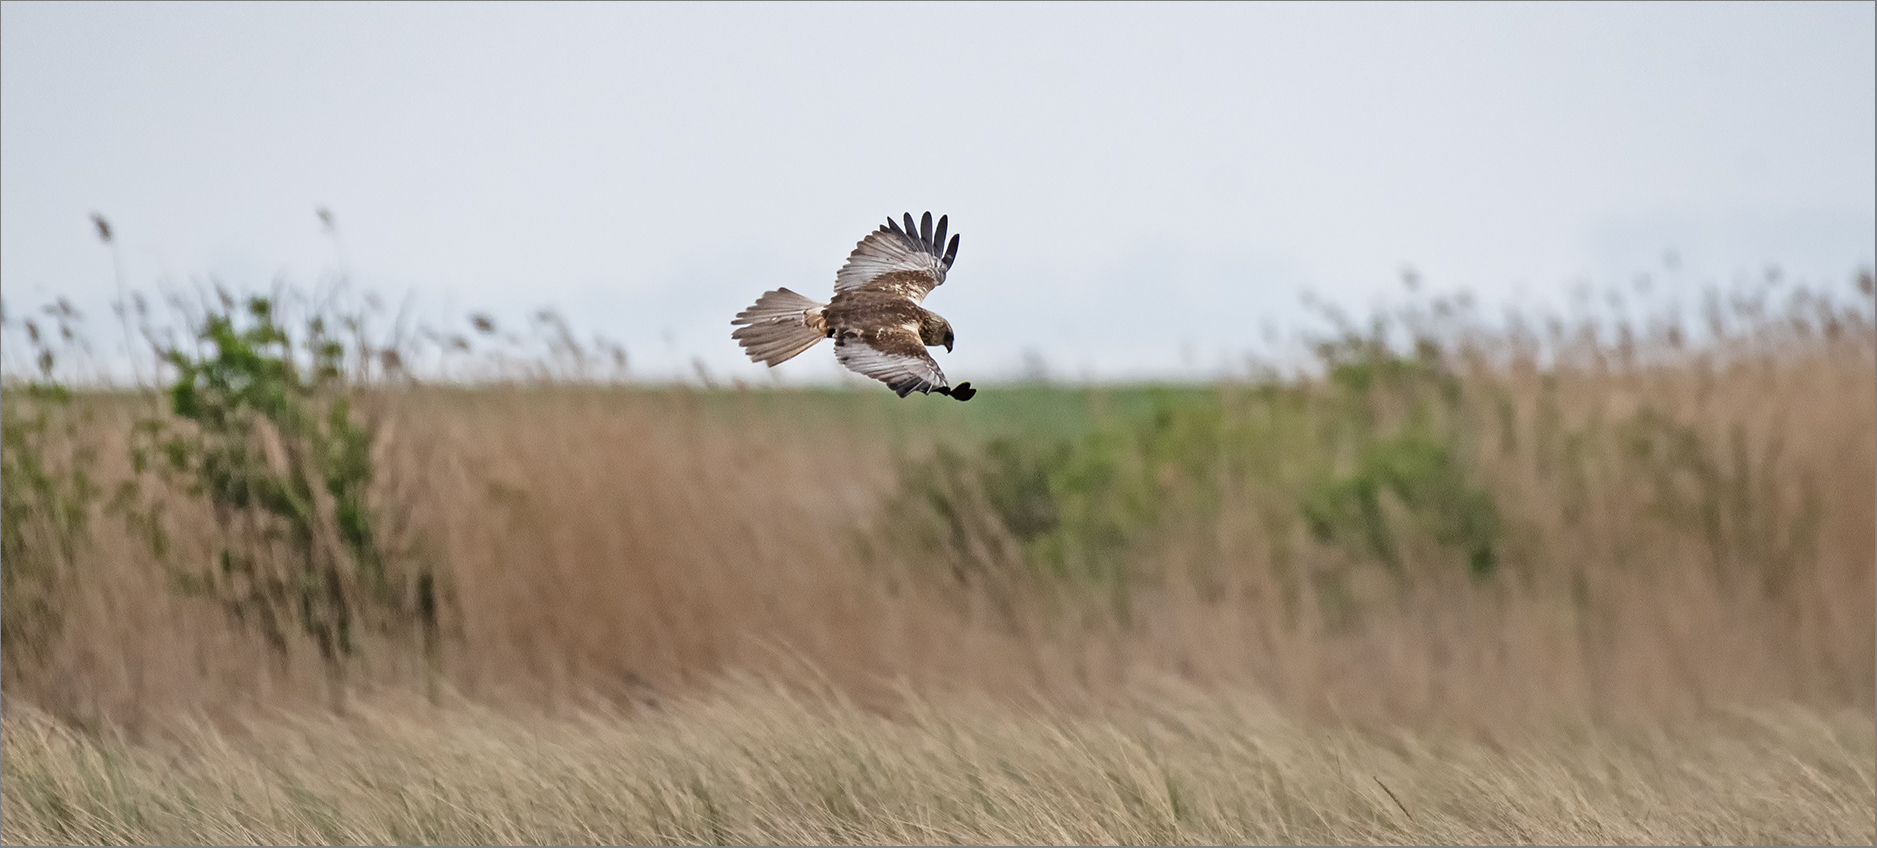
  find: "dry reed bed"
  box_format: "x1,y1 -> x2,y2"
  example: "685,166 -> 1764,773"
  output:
0,283 -> 1869,735
8,324 -> 1874,730
3,684 -> 1871,845
2,285 -> 1874,846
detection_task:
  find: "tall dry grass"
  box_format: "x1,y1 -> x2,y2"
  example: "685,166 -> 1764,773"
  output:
5,683 -> 1872,845
2,273 -> 1873,845
2,275 -> 1870,736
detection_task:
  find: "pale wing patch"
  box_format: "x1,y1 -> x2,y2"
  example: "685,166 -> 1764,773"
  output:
834,331 -> 949,397
833,211 -> 961,294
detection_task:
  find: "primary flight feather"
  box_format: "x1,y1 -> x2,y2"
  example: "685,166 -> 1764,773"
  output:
731,212 -> 975,400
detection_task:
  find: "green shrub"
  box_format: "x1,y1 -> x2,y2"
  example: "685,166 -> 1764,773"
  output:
1300,333 -> 1501,577
0,301 -> 100,673
115,291 -> 438,705
884,324 -> 1508,606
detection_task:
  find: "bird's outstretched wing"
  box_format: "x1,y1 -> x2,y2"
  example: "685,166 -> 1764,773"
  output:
833,211 -> 960,301
833,326 -> 949,397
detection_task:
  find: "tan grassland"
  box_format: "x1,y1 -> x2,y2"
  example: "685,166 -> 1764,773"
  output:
5,685 -> 1873,845
2,279 -> 1873,844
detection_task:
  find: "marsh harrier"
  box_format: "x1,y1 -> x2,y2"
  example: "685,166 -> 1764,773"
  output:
732,212 -> 975,400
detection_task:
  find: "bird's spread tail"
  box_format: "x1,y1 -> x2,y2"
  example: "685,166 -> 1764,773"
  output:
731,288 -> 828,366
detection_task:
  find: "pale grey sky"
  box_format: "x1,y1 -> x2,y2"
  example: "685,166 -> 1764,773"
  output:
3,1 -> 1872,381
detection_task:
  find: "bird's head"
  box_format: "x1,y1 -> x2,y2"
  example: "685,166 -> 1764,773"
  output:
920,311 -> 955,353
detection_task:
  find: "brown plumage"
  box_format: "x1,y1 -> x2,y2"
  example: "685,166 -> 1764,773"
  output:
731,212 -> 975,400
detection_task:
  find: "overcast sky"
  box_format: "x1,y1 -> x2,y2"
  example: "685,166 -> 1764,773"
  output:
3,1 -> 1872,382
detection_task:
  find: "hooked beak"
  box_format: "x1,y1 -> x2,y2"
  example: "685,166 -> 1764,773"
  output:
944,340 -> 953,353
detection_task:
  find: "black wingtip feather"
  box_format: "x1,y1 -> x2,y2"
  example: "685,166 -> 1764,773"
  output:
878,211 -> 956,265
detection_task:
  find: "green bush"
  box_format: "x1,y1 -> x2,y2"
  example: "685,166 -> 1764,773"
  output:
884,324 -> 1508,605
116,291 -> 438,705
1299,333 -> 1500,577
0,301 -> 100,673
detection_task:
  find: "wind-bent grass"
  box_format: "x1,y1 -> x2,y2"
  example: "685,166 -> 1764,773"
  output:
4,685 -> 1871,846
2,274 -> 1871,845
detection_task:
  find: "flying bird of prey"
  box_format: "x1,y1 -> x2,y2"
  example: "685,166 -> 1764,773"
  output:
732,212 -> 976,400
